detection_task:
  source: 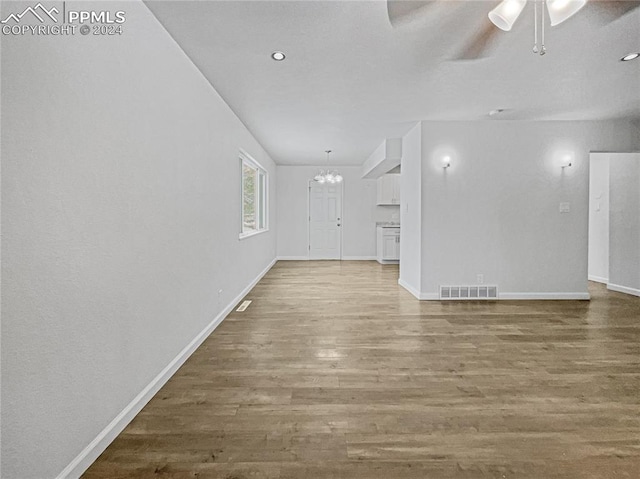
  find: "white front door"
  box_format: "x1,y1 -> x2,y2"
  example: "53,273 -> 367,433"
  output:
309,182 -> 342,259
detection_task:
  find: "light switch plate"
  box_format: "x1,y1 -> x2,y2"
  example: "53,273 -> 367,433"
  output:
559,202 -> 570,213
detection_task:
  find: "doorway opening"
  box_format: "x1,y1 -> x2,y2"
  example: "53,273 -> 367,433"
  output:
588,152 -> 640,297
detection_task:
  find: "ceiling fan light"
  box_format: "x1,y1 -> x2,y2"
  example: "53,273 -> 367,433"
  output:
488,0 -> 527,31
313,150 -> 342,185
546,0 -> 587,26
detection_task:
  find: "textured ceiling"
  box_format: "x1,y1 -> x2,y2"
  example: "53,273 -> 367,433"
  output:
144,0 -> 640,165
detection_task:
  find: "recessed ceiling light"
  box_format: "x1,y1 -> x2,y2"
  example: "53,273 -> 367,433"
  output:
489,109 -> 505,116
621,52 -> 639,62
271,51 -> 286,61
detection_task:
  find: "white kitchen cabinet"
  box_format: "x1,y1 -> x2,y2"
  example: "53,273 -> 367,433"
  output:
376,174 -> 401,205
376,226 -> 400,264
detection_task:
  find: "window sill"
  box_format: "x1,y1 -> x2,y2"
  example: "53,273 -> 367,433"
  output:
239,229 -> 269,240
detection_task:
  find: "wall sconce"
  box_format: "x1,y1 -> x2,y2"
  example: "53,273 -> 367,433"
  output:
560,155 -> 572,168
442,156 -> 451,169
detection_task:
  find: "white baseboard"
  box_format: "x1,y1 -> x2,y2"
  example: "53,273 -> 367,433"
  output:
607,283 -> 640,297
588,275 -> 608,284
56,258 -> 277,479
499,292 -> 591,300
399,282 -> 591,301
398,278 -> 420,299
397,279 -> 439,300
418,293 -> 440,300
276,256 -> 378,261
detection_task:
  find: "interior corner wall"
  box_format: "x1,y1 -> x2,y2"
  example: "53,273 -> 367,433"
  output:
398,123 -> 421,295
1,1 -> 276,478
419,120 -> 640,299
276,166 -> 377,259
608,153 -> 640,295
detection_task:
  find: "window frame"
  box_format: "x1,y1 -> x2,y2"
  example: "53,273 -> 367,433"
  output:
239,150 -> 269,239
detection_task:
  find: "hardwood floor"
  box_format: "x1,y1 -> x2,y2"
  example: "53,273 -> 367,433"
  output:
83,261 -> 640,479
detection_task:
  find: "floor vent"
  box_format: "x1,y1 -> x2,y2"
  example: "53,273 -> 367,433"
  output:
440,285 -> 498,300
236,300 -> 252,312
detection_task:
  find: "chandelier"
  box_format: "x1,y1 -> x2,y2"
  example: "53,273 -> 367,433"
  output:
314,150 -> 343,184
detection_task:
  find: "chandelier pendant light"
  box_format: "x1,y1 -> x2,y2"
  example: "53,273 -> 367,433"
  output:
314,150 -> 343,184
489,0 -> 587,54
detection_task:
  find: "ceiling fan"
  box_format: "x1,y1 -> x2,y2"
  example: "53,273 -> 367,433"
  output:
387,0 -> 640,60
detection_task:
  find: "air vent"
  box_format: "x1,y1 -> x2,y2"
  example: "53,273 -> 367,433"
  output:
440,285 -> 498,300
236,300 -> 252,312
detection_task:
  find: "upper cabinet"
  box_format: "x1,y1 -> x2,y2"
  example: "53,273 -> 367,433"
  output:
376,173 -> 401,205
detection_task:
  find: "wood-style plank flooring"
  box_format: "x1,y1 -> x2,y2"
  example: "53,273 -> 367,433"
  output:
84,261 -> 640,478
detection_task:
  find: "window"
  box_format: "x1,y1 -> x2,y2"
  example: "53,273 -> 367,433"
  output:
240,151 -> 268,238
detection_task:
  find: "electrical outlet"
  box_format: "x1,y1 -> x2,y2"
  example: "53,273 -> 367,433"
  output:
559,202 -> 570,213
477,274 -> 484,284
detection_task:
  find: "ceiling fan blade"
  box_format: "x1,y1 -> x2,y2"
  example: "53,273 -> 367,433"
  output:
587,0 -> 640,24
453,19 -> 502,60
387,0 -> 437,27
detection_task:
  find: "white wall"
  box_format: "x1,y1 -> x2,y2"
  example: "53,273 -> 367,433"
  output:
419,120 -> 640,299
588,153 -> 610,283
608,153 -> 640,296
399,123 -> 422,297
374,205 -> 400,223
1,2 -> 276,478
277,166 -> 377,259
